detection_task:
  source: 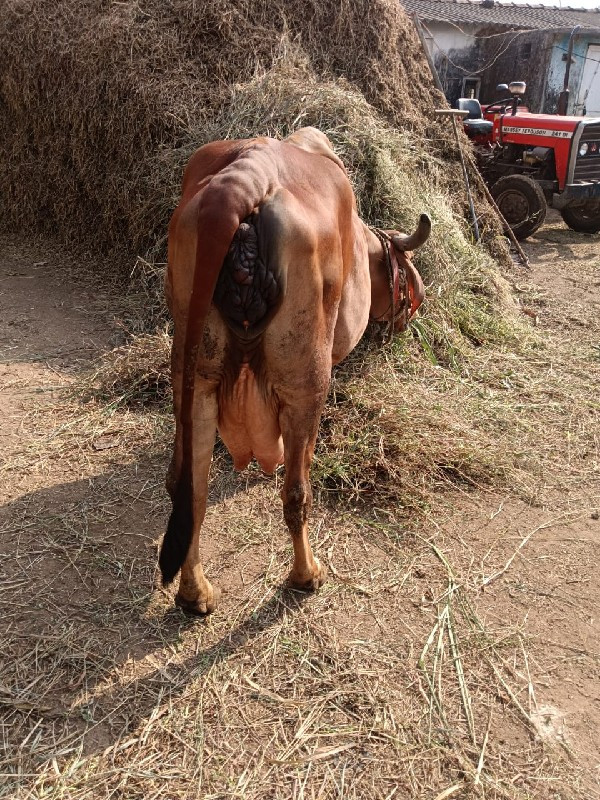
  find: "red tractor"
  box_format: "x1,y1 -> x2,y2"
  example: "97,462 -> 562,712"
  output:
459,82 -> 600,239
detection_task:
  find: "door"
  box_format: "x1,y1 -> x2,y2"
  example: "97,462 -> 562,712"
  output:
461,77 -> 481,99
576,44 -> 600,116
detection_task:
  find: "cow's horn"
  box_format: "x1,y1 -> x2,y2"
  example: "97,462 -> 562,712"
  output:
391,213 -> 431,252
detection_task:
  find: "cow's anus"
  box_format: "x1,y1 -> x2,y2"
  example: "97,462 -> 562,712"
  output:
213,212 -> 282,338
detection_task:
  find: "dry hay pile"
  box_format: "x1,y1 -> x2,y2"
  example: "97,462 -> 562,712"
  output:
0,0 -> 523,509
0,0 -> 528,515
0,0 -> 501,260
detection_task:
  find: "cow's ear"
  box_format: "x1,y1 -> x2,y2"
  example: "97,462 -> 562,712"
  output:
402,256 -> 425,317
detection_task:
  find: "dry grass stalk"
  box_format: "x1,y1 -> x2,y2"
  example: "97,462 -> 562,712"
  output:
3,338 -> 592,796
1,236 -> 595,799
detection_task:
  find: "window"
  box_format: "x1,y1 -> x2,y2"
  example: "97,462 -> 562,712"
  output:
522,42 -> 532,60
461,78 -> 481,99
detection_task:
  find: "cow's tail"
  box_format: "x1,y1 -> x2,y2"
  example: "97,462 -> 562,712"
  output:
159,172 -> 269,586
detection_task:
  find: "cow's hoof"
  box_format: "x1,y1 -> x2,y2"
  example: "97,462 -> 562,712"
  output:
287,558 -> 326,592
175,584 -> 221,616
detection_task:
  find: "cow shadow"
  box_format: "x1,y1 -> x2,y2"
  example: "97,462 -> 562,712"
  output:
0,449 -> 309,779
0,246 -> 376,784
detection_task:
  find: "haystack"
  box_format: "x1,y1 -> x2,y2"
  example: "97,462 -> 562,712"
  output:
1,0 -> 517,507
0,0 -> 502,263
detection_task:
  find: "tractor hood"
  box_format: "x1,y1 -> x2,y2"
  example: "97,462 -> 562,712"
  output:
498,112 -> 600,134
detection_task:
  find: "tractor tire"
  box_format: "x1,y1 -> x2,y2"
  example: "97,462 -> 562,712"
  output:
490,175 -> 547,240
560,204 -> 600,234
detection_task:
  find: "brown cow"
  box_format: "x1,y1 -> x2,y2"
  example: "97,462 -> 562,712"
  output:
159,127 -> 430,614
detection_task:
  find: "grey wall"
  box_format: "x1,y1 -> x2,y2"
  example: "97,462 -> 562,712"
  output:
426,22 -> 573,114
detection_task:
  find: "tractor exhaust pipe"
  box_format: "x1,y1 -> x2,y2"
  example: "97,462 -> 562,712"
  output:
558,26 -> 580,115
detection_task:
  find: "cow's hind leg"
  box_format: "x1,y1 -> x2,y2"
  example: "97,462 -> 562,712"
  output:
279,399 -> 327,591
174,389 -> 220,615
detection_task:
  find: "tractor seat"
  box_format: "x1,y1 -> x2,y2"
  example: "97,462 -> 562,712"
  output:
463,118 -> 493,135
455,98 -> 493,135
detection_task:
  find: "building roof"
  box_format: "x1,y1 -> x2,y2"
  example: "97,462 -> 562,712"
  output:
399,0 -> 600,32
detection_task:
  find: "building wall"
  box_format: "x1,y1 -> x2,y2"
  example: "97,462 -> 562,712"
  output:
545,32 -> 600,114
425,21 -> 476,55
424,22 -> 553,109
576,42 -> 600,115
477,31 -> 554,113
422,19 -> 599,116
424,21 -> 484,105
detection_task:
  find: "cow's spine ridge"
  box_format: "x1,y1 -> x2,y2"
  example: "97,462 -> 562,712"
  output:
159,166 -> 271,586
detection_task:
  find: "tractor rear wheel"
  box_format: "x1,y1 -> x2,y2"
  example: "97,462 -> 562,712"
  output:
560,204 -> 600,234
490,175 -> 547,240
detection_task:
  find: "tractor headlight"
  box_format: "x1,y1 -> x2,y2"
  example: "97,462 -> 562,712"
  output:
579,143 -> 589,156
508,81 -> 526,95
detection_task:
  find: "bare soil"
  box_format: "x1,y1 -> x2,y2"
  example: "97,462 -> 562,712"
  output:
0,215 -> 598,798
478,214 -> 600,785
433,212 -> 600,791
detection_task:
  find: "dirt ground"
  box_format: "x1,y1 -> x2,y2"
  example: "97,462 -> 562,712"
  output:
0,213 -> 598,798
444,214 -> 600,778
